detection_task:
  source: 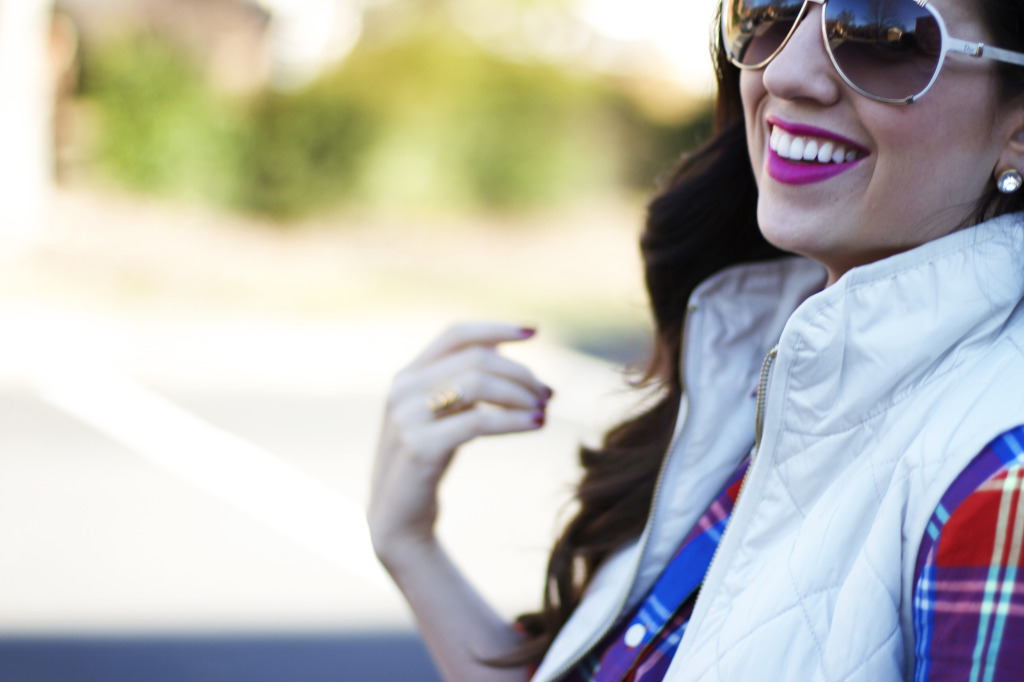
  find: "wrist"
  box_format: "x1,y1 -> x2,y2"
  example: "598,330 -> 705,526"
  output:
373,531 -> 444,581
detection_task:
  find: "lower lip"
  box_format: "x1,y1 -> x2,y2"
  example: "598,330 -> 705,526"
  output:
766,147 -> 863,185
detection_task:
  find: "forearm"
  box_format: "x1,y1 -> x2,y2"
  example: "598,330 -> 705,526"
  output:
381,539 -> 532,682
369,324 -> 552,681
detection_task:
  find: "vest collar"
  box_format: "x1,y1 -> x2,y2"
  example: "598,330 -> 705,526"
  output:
771,211 -> 1024,440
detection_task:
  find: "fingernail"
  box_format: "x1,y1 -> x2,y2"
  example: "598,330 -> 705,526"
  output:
519,327 -> 537,338
542,385 -> 554,400
532,410 -> 546,427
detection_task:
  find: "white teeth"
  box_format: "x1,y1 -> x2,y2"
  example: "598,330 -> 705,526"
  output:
817,142 -> 833,164
777,132 -> 791,157
770,126 -> 861,164
790,136 -> 805,159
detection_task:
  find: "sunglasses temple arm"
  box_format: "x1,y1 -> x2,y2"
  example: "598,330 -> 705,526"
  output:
982,44 -> 1024,68
946,38 -> 1024,68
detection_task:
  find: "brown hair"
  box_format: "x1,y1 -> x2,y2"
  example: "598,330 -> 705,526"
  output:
500,15 -> 786,666
976,0 -> 1024,221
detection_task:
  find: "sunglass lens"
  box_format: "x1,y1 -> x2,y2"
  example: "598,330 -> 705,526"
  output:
824,0 -> 941,100
723,0 -> 804,67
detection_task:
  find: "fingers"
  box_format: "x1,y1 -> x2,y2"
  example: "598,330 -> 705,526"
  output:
410,322 -> 536,368
399,372 -> 547,426
403,406 -> 546,464
383,320 -> 553,462
390,332 -> 552,422
454,372 -> 548,413
412,346 -> 550,401
369,322 -> 552,558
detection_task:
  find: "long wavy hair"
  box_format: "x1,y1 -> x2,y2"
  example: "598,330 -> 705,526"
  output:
496,11 -> 786,666
501,0 -> 1024,668
977,0 -> 1024,220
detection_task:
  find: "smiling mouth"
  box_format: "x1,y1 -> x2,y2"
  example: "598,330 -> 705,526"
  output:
769,126 -> 865,165
764,121 -> 867,186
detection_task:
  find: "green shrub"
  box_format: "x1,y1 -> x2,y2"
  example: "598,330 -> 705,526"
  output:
78,26 -> 711,221
235,86 -> 378,220
306,28 -> 617,213
80,33 -> 243,205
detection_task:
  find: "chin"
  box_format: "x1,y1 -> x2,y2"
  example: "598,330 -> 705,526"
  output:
757,209 -> 817,255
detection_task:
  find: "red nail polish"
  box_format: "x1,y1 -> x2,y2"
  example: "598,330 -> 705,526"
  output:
533,410 -> 546,427
519,327 -> 537,338
542,386 -> 554,400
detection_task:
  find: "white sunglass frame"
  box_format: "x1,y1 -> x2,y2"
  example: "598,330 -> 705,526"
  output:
723,0 -> 1024,104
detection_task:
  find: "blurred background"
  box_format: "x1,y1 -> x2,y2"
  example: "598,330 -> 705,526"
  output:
0,0 -> 718,679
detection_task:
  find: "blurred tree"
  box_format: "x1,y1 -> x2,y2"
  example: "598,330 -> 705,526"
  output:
81,34 -> 243,205
235,80 -> 377,218
75,0 -> 712,221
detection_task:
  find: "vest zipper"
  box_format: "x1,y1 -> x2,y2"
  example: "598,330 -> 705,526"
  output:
691,345 -> 778,619
752,346 -> 778,457
541,304 -> 698,682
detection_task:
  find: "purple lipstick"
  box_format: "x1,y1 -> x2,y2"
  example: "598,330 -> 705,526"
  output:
766,117 -> 868,186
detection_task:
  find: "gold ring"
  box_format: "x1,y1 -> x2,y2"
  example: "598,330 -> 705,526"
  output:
427,384 -> 464,416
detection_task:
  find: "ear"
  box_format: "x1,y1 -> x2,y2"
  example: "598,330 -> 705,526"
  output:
996,101 -> 1024,178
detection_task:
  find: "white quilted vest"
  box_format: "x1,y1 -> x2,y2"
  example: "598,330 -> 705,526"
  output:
532,212 -> 1024,682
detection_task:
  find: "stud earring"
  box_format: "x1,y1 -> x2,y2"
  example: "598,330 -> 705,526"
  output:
997,169 -> 1023,194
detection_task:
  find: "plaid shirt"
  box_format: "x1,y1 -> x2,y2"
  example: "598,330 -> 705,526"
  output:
564,427 -> 1024,682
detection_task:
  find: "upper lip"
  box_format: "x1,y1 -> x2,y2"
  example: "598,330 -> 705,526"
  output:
766,115 -> 869,153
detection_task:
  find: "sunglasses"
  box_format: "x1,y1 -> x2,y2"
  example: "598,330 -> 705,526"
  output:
722,0 -> 1024,104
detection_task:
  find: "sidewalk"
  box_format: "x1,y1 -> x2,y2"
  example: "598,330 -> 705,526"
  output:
0,189 -> 649,636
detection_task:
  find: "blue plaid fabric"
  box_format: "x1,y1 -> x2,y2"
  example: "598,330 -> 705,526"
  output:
563,460 -> 749,682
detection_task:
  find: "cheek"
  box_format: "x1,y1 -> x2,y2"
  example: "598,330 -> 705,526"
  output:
864,103 -> 997,216
858,104 -> 916,167
864,75 -> 1003,175
740,72 -> 766,184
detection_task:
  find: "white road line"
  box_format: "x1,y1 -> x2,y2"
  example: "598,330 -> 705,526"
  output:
29,361 -> 393,592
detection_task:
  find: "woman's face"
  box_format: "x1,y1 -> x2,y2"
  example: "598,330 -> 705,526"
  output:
741,0 -> 1024,285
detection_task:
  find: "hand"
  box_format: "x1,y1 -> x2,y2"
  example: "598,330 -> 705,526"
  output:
368,322 -> 553,573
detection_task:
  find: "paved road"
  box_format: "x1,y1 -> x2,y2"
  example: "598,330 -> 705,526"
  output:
0,311 -> 634,680
1,633 -> 442,682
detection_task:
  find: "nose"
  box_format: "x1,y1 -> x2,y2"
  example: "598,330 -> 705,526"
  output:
761,4 -> 842,105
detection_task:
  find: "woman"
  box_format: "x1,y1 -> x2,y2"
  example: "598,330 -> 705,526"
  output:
369,0 -> 1024,679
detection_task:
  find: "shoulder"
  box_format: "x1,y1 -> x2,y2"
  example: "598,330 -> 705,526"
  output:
916,426 -> 1024,572
912,425 -> 1024,681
